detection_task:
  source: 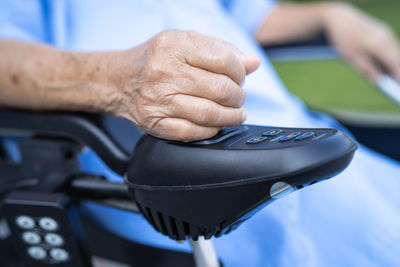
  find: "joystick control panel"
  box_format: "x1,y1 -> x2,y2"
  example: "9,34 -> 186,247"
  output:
2,191 -> 91,267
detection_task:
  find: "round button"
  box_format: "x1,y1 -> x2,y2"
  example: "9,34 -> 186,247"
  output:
22,231 -> 41,244
27,246 -> 47,260
45,233 -> 64,246
38,217 -> 58,231
16,215 -> 35,229
50,248 -> 69,262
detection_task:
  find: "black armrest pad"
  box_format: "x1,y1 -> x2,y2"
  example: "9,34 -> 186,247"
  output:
0,109 -> 143,175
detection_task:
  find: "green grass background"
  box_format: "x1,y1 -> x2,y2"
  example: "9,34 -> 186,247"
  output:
271,0 -> 400,114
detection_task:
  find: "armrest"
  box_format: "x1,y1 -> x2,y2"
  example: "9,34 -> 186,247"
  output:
0,109 -> 142,175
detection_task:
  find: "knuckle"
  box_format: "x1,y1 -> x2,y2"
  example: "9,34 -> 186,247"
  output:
136,83 -> 157,105
239,89 -> 246,106
180,30 -> 201,51
142,61 -> 170,82
159,93 -> 177,107
198,103 -> 219,125
150,63 -> 167,77
184,30 -> 199,40
215,77 -> 233,103
237,65 -> 246,84
219,50 -> 245,83
153,30 -> 176,47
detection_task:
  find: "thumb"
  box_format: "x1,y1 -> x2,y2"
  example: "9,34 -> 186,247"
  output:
240,54 -> 261,75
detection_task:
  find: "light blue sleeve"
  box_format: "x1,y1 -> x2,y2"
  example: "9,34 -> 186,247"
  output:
219,0 -> 277,35
0,0 -> 51,43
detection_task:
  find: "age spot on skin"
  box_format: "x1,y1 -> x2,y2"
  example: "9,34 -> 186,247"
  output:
11,74 -> 19,85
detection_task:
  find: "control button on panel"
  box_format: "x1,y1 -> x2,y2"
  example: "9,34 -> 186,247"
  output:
16,215 -> 35,229
50,248 -> 69,261
22,231 -> 41,245
279,132 -> 301,141
262,129 -> 283,136
295,132 -> 315,140
39,217 -> 58,231
27,246 -> 47,260
246,136 -> 268,144
45,233 -> 64,246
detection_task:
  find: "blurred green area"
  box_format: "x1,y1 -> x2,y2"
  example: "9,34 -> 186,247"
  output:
272,0 -> 400,114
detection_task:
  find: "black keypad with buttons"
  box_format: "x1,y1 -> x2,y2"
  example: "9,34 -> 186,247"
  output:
2,191 -> 91,267
183,125 -> 336,150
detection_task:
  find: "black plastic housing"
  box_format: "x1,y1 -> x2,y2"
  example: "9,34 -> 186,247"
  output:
126,125 -> 357,240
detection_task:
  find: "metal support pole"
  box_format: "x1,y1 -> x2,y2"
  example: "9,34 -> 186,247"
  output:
189,236 -> 219,267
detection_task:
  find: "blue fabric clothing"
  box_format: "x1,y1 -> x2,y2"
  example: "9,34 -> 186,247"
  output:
1,1 -> 400,266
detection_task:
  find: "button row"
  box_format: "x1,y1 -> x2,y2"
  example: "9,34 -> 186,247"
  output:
27,246 -> 69,261
22,231 -> 41,245
16,216 -> 58,231
22,231 -> 64,246
246,129 -> 283,144
247,129 -> 315,144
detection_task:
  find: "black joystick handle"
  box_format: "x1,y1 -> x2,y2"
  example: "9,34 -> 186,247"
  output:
126,124 -> 357,241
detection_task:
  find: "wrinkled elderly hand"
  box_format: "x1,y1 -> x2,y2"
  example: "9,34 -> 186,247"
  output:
322,3 -> 400,82
106,30 -> 260,141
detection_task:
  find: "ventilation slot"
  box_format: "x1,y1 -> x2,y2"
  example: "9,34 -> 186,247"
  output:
183,222 -> 190,236
166,216 -> 179,240
136,206 -> 222,240
145,207 -> 156,228
189,224 -> 200,240
175,219 -> 187,240
156,212 -> 168,235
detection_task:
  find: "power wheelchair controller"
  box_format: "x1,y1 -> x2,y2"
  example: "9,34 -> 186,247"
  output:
0,110 -> 357,267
